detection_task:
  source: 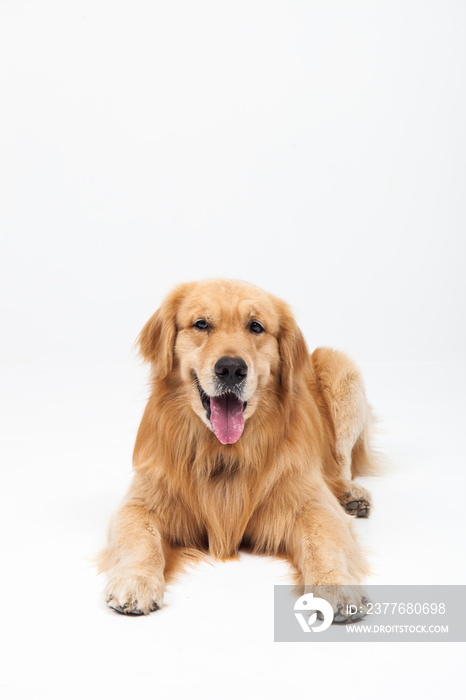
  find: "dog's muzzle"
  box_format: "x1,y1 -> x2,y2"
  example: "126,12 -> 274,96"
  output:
194,368 -> 248,445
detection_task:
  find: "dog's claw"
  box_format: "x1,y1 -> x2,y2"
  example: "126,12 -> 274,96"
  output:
333,613 -> 347,623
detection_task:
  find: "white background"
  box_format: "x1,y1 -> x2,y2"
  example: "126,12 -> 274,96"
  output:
1,1 -> 465,699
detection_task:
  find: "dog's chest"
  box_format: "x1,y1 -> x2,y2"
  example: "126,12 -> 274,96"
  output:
200,469 -> 251,560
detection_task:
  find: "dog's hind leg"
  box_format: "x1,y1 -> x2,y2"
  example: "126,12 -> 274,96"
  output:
312,348 -> 375,518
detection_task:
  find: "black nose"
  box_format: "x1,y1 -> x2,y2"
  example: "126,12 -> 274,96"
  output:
215,356 -> 248,386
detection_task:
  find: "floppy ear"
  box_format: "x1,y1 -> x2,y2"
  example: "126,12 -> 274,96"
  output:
277,301 -> 309,393
137,284 -> 190,378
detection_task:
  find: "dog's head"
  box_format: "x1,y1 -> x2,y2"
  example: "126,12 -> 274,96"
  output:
138,279 -> 308,445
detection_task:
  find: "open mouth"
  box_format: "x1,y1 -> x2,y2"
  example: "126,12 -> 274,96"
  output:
194,374 -> 247,445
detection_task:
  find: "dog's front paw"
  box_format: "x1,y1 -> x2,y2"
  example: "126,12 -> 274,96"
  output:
105,573 -> 165,616
311,585 -> 370,624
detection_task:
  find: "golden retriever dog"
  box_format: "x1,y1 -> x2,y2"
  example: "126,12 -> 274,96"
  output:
99,279 -> 379,621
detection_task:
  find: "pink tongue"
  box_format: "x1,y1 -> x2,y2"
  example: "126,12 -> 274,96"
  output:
210,394 -> 245,444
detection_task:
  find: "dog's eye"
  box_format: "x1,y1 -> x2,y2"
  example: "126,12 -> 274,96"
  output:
249,321 -> 264,334
193,319 -> 209,331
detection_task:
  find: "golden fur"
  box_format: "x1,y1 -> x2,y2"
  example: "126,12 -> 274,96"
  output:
99,279 -> 379,618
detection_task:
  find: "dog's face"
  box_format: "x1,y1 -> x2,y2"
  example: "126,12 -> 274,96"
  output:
138,279 -> 308,445
175,280 -> 282,444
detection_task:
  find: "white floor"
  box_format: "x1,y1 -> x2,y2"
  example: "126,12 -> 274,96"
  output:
1,360 -> 465,700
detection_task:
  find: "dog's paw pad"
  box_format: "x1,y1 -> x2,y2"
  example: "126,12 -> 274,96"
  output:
339,483 -> 371,518
343,498 -> 370,517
